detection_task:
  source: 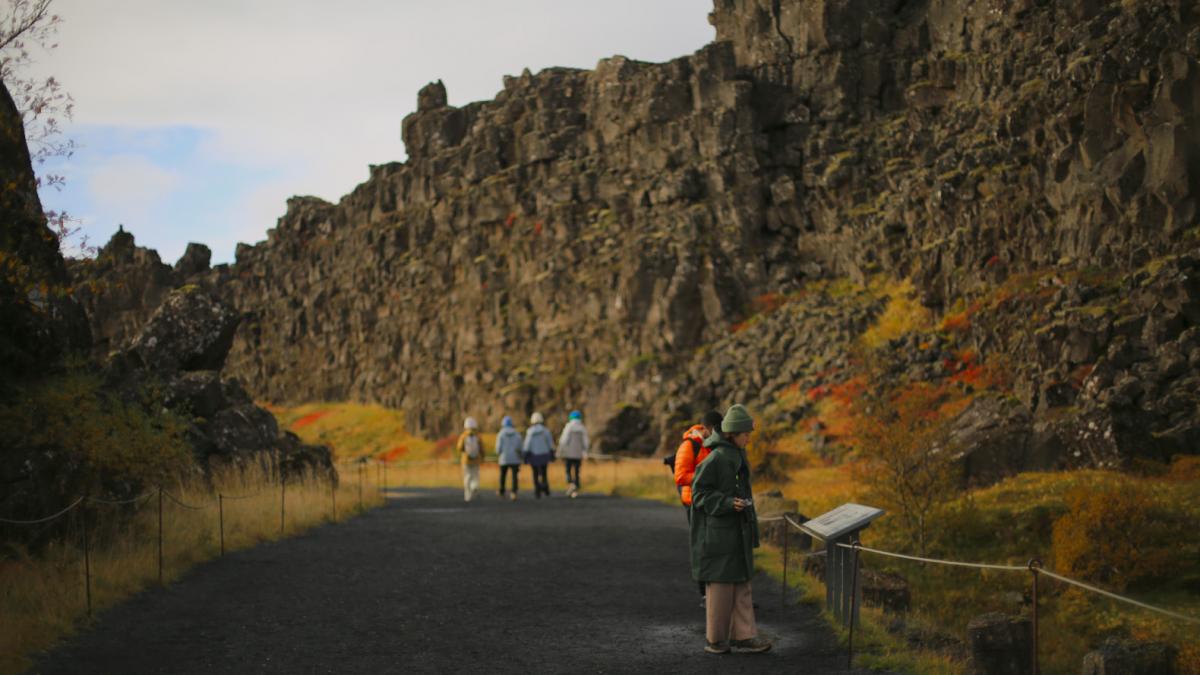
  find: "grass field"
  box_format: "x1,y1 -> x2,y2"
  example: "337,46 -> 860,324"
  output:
0,464 -> 384,675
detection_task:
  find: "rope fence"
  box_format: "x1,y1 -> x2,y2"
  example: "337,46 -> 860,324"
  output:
767,512 -> 1198,670
0,462 -> 396,618
0,497 -> 84,525
769,513 -> 1200,626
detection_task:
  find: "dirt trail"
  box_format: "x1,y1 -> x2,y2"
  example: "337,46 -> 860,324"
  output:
34,488 -> 868,674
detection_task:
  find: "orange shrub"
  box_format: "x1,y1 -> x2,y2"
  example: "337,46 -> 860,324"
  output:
1168,455 -> 1200,481
1051,485 -> 1177,591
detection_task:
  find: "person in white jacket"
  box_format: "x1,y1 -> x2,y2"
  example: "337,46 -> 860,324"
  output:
495,416 -> 524,500
558,410 -> 590,498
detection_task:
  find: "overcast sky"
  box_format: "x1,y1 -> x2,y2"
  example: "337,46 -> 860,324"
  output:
28,1 -> 715,263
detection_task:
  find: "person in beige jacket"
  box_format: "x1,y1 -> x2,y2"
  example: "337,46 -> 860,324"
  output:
456,417 -> 486,502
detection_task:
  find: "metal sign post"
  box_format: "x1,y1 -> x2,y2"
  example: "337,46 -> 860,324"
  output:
798,503 -> 884,627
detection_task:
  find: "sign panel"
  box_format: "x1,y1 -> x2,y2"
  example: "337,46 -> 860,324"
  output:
800,503 -> 884,541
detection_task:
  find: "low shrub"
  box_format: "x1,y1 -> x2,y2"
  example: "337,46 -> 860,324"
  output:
1051,485 -> 1180,592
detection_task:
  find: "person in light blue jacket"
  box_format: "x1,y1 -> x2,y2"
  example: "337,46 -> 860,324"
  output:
523,411 -> 556,499
495,416 -> 524,500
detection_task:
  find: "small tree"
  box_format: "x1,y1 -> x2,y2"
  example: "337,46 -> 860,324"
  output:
1,0 -> 78,246
852,379 -> 961,555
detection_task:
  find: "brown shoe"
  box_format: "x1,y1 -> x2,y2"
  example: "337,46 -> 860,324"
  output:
704,641 -> 730,654
731,637 -> 772,654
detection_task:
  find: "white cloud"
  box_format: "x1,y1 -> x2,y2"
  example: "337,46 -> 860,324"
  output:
27,0 -> 715,260
86,154 -> 181,218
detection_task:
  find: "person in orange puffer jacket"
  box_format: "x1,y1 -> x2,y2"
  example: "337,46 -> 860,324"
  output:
674,410 -> 724,604
675,410 -> 725,516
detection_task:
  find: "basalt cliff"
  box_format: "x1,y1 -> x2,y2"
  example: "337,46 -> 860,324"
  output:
76,0 -> 1200,478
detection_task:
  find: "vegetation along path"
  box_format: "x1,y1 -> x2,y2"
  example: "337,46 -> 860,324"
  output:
35,488 -> 865,674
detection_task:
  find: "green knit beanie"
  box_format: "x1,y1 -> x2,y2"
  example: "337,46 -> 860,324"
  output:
721,404 -> 754,433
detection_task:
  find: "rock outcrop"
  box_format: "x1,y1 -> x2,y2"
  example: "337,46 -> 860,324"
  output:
106,286 -> 332,474
71,232 -> 214,360
71,0 -> 1200,468
0,80 -> 88,385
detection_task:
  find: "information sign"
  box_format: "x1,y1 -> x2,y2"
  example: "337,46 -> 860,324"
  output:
800,503 -> 885,541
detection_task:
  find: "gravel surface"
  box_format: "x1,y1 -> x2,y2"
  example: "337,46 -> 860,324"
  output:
34,488 -> 868,674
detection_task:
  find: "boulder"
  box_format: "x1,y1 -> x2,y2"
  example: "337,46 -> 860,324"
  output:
1080,637 -> 1178,675
598,405 -> 658,455
949,397 -> 1039,487
967,613 -> 1032,675
128,289 -> 240,373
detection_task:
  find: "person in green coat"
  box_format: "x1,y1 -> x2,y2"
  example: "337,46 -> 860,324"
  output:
689,404 -> 772,655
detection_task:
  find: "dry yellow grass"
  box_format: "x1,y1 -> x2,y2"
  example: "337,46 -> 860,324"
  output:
268,402 -> 436,461
0,464 -> 384,675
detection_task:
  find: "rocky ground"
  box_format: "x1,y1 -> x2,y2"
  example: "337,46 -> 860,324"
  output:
33,489 -> 872,674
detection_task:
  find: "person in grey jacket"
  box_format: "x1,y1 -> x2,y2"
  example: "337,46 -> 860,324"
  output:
557,410 -> 589,498
523,411 -> 555,499
495,416 -> 523,500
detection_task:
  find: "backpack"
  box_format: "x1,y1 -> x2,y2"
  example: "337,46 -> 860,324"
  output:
463,434 -> 481,459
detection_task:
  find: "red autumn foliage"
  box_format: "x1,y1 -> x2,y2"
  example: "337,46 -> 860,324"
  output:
291,410 -> 329,429
504,212 -> 517,227
941,311 -> 971,333
433,434 -> 458,456
533,221 -> 543,236
382,446 -> 409,462
752,292 -> 787,315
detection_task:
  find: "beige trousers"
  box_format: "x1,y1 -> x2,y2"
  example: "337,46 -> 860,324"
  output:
462,464 -> 480,501
705,581 -> 757,643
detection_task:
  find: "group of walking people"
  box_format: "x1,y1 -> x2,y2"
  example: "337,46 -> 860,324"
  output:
455,410 -> 590,502
672,404 -> 773,655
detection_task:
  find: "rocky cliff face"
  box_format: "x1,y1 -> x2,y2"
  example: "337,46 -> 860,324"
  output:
0,80 -> 88,384
73,0 -> 1200,471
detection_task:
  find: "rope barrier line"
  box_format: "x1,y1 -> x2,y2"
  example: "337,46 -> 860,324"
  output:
159,489 -> 213,511
1036,568 -> 1200,625
0,497 -> 85,525
86,493 -> 153,505
829,541 -> 1200,626
835,538 -> 1022,569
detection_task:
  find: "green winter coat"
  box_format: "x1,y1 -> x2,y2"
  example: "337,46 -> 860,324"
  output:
689,435 -> 760,583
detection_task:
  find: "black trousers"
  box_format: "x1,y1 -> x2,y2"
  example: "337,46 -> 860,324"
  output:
564,458 -> 582,486
532,465 -> 550,497
499,465 -> 519,494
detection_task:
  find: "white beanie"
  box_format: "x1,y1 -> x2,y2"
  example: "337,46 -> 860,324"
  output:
464,417 -> 479,430
530,411 -> 544,425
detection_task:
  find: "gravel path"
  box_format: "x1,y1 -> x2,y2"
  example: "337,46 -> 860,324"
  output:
34,488 -> 864,674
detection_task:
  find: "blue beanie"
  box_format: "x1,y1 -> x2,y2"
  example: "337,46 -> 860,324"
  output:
501,415 -> 513,428
569,410 -> 582,420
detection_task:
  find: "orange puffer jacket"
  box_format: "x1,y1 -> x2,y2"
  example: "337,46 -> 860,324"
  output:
673,424 -> 711,506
